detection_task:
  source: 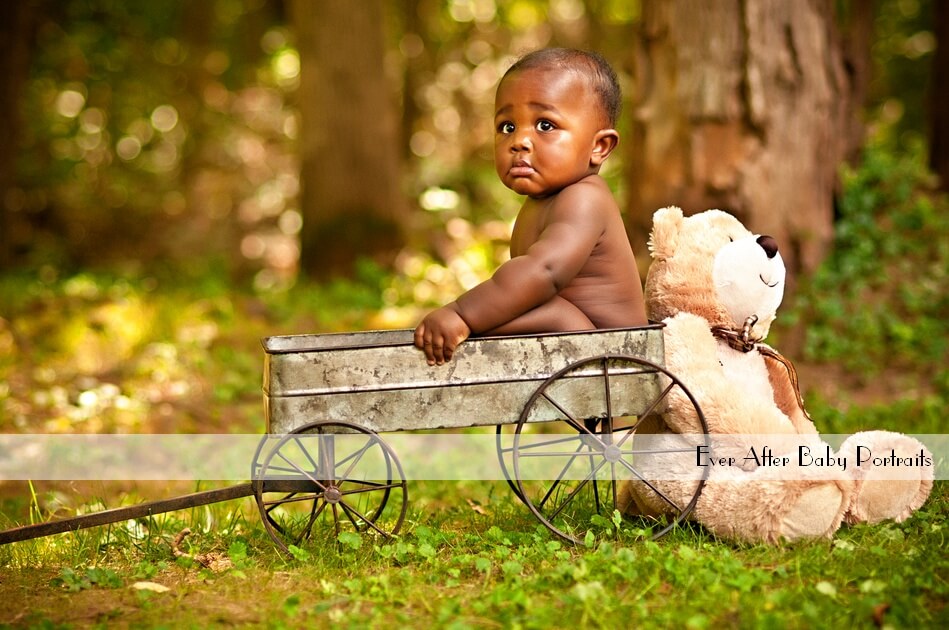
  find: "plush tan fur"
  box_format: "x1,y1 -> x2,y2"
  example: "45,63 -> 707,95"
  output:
620,207 -> 933,543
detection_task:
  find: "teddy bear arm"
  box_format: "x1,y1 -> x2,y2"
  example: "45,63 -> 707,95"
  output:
660,313 -> 721,371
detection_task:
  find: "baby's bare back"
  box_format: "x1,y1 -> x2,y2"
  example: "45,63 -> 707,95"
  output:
510,176 -> 647,328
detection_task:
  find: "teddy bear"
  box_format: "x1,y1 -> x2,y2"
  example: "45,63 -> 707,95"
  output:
618,206 -> 933,543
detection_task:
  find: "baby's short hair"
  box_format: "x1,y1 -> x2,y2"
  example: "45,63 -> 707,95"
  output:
502,48 -> 622,128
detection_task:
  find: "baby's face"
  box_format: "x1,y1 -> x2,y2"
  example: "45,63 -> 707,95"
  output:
494,67 -> 606,198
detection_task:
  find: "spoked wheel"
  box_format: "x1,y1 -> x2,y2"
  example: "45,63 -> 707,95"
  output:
251,421 -> 408,554
511,354 -> 709,545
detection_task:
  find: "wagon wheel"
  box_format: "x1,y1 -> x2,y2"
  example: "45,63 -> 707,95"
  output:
251,421 -> 407,554
511,354 -> 709,545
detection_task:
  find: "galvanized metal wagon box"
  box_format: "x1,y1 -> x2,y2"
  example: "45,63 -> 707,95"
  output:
263,326 -> 665,433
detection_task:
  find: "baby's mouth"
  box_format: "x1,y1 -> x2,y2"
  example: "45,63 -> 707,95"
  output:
509,161 -> 535,177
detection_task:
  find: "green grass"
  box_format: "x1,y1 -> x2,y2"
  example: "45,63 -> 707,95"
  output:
1,480 -> 946,628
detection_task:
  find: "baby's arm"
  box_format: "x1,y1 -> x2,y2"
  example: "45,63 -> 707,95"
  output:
415,184 -> 607,364
485,296 -> 593,335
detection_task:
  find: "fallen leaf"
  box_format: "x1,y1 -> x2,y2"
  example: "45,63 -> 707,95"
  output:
466,498 -> 486,515
131,581 -> 171,593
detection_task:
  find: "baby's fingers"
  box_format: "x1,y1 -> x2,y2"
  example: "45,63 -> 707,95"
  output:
414,327 -> 437,364
431,337 -> 448,365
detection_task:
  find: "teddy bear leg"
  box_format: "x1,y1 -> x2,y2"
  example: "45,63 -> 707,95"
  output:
693,476 -> 851,543
617,446 -> 697,519
617,480 -> 662,518
840,431 -> 933,525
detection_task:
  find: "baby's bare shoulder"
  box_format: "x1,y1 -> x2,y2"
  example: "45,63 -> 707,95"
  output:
550,176 -> 617,216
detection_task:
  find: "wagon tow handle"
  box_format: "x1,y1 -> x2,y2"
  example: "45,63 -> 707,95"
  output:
0,482 -> 255,545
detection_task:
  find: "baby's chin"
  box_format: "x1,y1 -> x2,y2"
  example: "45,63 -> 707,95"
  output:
504,178 -> 550,198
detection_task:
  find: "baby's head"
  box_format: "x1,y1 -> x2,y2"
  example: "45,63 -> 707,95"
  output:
500,48 -> 621,129
494,48 -> 622,198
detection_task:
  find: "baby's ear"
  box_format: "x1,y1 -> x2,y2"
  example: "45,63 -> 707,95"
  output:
590,129 -> 619,166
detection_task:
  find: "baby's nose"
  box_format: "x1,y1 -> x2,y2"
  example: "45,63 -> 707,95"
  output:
512,132 -> 532,150
756,235 -> 779,259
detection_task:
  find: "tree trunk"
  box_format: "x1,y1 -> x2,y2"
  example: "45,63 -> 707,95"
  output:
0,1 -> 39,269
290,0 -> 407,280
931,0 -> 949,190
627,0 -> 857,277
838,0 -> 874,163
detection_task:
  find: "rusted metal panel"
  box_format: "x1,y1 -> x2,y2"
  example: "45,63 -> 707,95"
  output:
263,326 -> 665,434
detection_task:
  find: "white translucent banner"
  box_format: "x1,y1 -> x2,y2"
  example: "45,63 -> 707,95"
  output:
0,433 -> 945,482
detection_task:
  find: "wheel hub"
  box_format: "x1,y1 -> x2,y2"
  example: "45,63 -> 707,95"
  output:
323,486 -> 342,504
603,444 -> 622,463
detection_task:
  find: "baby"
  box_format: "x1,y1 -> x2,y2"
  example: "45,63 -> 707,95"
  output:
415,48 -> 647,365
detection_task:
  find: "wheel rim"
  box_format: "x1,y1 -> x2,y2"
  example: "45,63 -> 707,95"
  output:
252,421 -> 408,554
512,354 -> 709,544
496,424 -> 526,505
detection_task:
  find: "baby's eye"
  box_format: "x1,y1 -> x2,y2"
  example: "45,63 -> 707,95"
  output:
536,120 -> 555,132
498,121 -> 515,134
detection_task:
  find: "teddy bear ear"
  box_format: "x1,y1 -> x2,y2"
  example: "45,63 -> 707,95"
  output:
648,206 -> 684,260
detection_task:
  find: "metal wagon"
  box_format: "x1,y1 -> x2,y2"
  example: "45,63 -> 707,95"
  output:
0,325 -> 709,551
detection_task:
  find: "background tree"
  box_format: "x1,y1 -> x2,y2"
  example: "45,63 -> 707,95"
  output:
291,0 -> 407,280
625,0 -> 860,276
931,0 -> 949,189
0,0 -> 938,288
0,1 -> 41,269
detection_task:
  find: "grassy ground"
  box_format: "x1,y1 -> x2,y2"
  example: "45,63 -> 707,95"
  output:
1,480 -> 946,629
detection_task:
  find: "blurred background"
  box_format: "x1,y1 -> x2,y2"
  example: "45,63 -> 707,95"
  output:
0,0 -> 946,434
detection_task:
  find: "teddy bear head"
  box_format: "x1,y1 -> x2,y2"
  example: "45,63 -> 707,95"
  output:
645,206 -> 786,341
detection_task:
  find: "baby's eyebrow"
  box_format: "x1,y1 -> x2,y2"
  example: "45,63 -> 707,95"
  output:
494,102 -> 562,118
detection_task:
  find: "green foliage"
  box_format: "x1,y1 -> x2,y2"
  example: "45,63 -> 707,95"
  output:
788,135 -> 949,382
12,0 -> 294,275
866,0 -> 936,149
806,387 -> 946,434
51,566 -> 123,591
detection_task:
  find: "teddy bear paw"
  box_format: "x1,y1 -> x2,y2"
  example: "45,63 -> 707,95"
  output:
840,431 -> 934,525
777,482 -> 848,540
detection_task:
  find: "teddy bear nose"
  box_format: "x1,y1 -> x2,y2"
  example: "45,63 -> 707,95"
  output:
756,235 -> 779,259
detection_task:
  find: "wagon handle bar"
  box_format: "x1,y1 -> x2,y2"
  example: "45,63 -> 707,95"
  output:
0,482 -> 255,545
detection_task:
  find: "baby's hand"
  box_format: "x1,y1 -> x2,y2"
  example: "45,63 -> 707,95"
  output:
414,306 -> 471,365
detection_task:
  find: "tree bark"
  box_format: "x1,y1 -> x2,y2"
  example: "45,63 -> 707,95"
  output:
839,0 -> 874,163
291,0 -> 407,280
627,0 -> 857,277
931,0 -> 949,190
